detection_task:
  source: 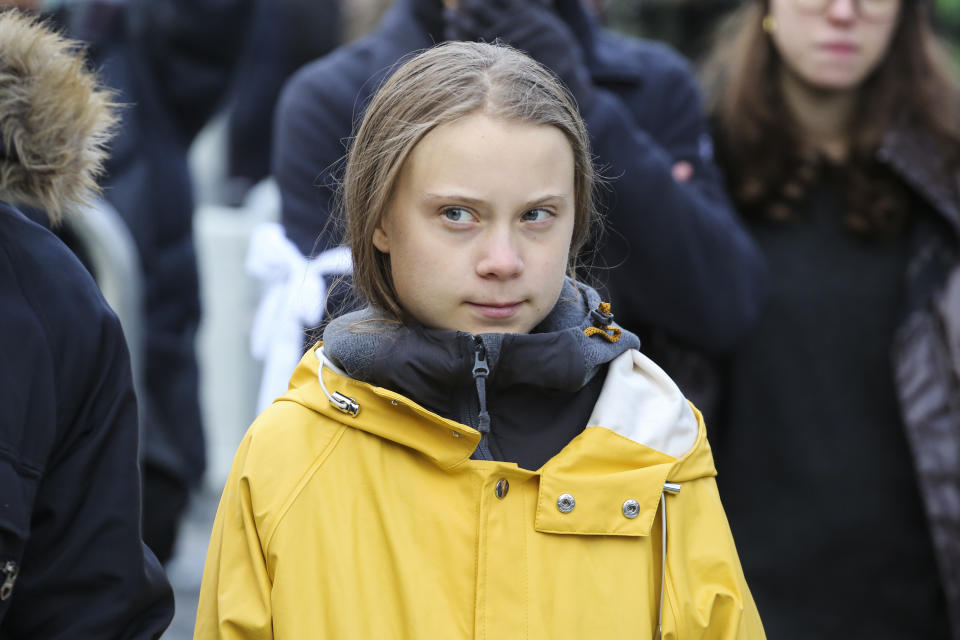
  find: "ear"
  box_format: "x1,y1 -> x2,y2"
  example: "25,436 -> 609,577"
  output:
372,223 -> 390,254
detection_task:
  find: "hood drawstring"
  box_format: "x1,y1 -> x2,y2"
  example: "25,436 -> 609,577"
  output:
315,347 -> 360,416
584,302 -> 622,343
472,337 -> 494,460
655,482 -> 682,640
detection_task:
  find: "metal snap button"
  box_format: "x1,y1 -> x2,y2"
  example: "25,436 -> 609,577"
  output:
495,478 -> 509,499
622,499 -> 640,519
557,493 -> 575,513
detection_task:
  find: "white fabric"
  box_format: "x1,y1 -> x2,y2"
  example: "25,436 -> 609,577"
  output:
587,350 -> 699,459
247,223 -> 352,412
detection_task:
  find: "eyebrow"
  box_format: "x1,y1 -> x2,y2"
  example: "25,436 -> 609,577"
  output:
422,192 -> 571,207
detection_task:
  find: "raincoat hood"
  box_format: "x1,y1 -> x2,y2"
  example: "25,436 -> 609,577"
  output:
322,277 -> 641,392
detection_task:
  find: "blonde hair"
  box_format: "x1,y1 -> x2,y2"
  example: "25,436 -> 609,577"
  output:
341,40 -> 596,320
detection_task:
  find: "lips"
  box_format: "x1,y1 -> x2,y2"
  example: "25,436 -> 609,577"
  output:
820,42 -> 859,54
465,301 -> 524,319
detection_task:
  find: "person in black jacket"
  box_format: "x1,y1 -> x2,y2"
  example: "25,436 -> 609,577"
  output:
48,0 -> 254,563
259,0 -> 766,412
225,0 -> 341,200
0,9 -> 173,637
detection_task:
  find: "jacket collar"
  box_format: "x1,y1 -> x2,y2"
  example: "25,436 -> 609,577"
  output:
282,345 -> 710,537
320,278 -> 640,412
879,126 -> 960,238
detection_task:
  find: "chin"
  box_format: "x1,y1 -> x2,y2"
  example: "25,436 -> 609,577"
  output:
802,67 -> 869,92
800,75 -> 861,93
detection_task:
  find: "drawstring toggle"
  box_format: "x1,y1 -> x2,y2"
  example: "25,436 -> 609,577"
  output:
584,301 -> 622,343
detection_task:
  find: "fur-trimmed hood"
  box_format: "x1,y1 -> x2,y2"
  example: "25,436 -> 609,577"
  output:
0,9 -> 116,223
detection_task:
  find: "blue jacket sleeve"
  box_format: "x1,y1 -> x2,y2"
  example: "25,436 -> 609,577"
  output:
582,50 -> 766,352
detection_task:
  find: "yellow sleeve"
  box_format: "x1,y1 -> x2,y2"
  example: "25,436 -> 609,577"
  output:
194,433 -> 274,640
661,476 -> 766,640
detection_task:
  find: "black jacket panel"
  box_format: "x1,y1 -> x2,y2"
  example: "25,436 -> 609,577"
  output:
0,202 -> 173,639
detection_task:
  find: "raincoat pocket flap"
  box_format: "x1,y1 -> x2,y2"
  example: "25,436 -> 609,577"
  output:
535,464 -> 672,536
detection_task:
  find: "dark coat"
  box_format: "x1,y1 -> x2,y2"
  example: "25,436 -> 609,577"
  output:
272,0 -> 765,354
879,128 -> 960,638
0,202 -> 173,638
54,0 -> 254,484
226,0 -> 341,189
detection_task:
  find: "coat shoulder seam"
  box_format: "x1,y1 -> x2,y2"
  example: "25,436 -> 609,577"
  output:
261,416 -> 349,552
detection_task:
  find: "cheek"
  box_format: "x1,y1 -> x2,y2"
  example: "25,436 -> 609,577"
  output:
538,223 -> 576,287
553,237 -> 573,276
388,242 -> 426,289
767,4 -> 819,75
771,29 -> 809,77
387,252 -> 430,319
530,249 -> 570,324
387,235 -> 451,299
861,24 -> 898,73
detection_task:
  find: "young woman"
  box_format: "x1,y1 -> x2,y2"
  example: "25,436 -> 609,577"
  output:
195,41 -> 764,639
703,0 -> 960,637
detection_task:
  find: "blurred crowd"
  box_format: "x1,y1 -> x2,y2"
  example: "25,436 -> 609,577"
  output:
0,0 -> 958,637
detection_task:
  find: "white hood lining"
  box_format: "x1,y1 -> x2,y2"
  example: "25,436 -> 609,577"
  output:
586,350 -> 698,459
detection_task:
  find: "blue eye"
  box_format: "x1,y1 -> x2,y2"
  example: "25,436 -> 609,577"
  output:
522,208 -> 552,222
443,207 -> 473,223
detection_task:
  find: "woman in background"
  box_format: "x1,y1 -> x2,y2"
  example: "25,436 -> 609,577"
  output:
703,0 -> 960,636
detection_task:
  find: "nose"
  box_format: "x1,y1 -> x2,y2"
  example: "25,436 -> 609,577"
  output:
475,228 -> 524,280
826,0 -> 857,21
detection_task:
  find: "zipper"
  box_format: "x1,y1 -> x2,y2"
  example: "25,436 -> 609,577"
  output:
1,560 -> 18,601
471,336 -> 494,461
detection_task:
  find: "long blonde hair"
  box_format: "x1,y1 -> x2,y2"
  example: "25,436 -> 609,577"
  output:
340,40 -> 596,319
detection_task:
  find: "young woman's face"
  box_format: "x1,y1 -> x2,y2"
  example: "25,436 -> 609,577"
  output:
768,0 -> 901,91
373,112 -> 576,335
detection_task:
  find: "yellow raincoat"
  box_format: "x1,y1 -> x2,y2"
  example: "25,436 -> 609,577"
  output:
195,345 -> 764,639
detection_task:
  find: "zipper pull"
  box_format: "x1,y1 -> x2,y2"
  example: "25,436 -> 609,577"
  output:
472,337 -> 488,378
471,337 -> 494,460
1,561 -> 18,601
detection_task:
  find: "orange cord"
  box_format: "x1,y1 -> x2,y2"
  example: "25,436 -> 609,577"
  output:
584,302 -> 621,342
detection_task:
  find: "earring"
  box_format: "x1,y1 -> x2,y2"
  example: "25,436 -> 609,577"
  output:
762,14 -> 777,34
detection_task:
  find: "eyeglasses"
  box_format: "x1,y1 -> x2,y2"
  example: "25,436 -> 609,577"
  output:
792,0 -> 899,21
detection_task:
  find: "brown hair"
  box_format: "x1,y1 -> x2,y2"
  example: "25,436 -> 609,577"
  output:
702,0 -> 960,235
339,40 -> 596,319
